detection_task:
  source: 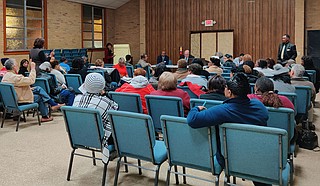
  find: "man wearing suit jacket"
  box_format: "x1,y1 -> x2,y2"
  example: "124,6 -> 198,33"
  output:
277,34 -> 297,65
157,50 -> 170,65
180,50 -> 195,64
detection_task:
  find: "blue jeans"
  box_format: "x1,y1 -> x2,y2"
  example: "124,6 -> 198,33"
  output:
33,94 -> 49,117
32,86 -> 50,117
59,89 -> 75,106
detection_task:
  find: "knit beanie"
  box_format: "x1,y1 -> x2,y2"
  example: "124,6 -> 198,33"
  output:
84,73 -> 105,93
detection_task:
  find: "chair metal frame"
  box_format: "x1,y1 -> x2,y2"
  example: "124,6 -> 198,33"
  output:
108,110 -> 167,186
161,115 -> 221,186
221,123 -> 290,186
190,98 -> 223,108
61,106 -> 111,186
145,95 -> 184,132
0,83 -> 40,131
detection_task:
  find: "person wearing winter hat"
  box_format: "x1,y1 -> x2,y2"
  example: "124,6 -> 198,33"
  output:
271,64 -> 295,93
115,69 -> 155,114
73,73 -> 118,162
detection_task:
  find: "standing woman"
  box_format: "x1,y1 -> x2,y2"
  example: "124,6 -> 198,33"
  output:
104,43 -> 115,64
29,38 -> 53,74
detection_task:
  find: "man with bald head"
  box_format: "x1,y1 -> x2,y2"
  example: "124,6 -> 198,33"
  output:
180,50 -> 194,64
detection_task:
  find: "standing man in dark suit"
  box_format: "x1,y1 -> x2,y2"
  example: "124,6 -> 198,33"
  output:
157,50 -> 170,65
277,34 -> 297,65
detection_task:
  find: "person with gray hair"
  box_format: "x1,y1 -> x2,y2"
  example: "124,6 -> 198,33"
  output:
2,58 -> 62,122
290,64 -> 316,130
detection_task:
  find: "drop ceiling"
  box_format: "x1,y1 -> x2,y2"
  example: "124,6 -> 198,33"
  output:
66,0 -> 131,9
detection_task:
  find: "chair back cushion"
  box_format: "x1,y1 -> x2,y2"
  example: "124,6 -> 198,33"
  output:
109,92 -> 143,113
0,83 -> 19,110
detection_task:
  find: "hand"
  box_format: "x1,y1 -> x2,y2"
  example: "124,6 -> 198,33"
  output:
198,106 -> 207,111
61,84 -> 67,89
30,62 -> 36,70
50,51 -> 55,57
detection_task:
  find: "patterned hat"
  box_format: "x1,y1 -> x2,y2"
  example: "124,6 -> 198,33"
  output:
83,73 -> 105,93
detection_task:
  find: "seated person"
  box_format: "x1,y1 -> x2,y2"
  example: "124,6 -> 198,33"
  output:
272,64 -> 295,93
18,59 -> 29,77
68,57 -> 88,82
290,64 -> 316,129
38,62 -> 75,106
113,57 -> 128,78
50,60 -> 66,86
179,49 -> 194,63
192,58 -> 210,79
2,58 -> 63,122
0,58 -> 9,76
181,63 -> 208,89
59,57 -> 70,73
253,59 -> 274,77
206,56 -> 223,75
248,77 -> 294,110
222,54 -> 236,69
115,68 -> 155,114
150,72 -> 190,116
137,53 -> 152,68
200,75 -> 227,101
157,50 -> 170,65
125,54 -> 133,66
173,59 -> 189,81
187,72 -> 269,186
73,73 -> 118,162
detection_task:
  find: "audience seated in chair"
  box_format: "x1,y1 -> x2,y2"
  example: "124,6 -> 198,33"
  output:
290,64 -> 316,129
181,63 -> 208,89
73,73 -> 118,162
38,62 -> 75,106
2,58 -> 63,122
59,57 -> 70,73
151,72 -> 190,116
68,57 -> 88,82
113,57 -> 128,78
173,59 -> 189,81
205,56 -> 223,75
272,64 -> 295,93
116,68 -> 155,114
18,59 -> 29,77
248,77 -> 295,110
200,75 -> 227,101
187,72 -> 270,186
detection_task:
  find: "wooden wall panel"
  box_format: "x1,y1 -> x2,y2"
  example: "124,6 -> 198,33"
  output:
145,0 -> 295,64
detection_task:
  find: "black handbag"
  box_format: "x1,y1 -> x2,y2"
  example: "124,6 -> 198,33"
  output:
297,128 -> 319,150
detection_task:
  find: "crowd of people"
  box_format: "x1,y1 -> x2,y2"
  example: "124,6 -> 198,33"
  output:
0,36 -> 318,186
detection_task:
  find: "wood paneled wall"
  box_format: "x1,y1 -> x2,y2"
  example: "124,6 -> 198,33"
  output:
145,0 -> 295,64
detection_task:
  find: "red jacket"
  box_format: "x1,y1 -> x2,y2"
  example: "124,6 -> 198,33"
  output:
116,83 -> 155,114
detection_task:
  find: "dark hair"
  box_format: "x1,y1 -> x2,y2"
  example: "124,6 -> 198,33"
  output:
106,43 -> 113,48
141,53 -> 147,59
301,56 -> 314,69
243,60 -> 254,70
188,63 -> 202,75
20,59 -> 29,66
283,34 -> 290,39
51,60 -> 59,69
33,38 -> 45,48
226,72 -> 250,98
1,58 -> 9,66
125,54 -> 132,61
225,54 -> 233,58
210,57 -> 221,67
272,74 -> 291,84
239,53 -> 245,56
72,57 -> 84,69
60,57 -> 67,62
266,58 -> 276,69
255,77 -> 283,108
257,59 -> 268,69
207,75 -> 226,94
192,58 -> 204,67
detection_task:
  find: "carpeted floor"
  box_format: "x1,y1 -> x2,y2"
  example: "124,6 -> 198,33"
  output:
0,99 -> 320,186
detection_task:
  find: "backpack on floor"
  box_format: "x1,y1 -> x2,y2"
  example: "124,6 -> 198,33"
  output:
297,128 -> 319,150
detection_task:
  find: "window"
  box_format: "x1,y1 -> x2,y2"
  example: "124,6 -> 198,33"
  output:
5,0 -> 46,52
82,5 -> 104,48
